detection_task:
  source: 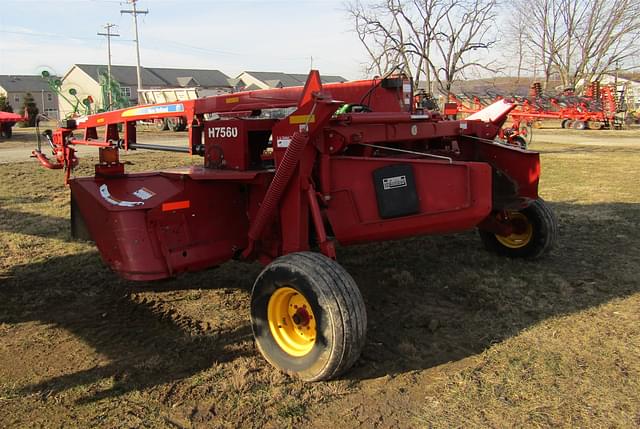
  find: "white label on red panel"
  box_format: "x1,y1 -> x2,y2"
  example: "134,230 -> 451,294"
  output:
133,187 -> 155,200
277,137 -> 291,148
99,184 -> 144,207
382,175 -> 407,190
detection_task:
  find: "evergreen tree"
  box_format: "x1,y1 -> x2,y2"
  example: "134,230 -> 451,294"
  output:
19,92 -> 38,127
0,94 -> 13,113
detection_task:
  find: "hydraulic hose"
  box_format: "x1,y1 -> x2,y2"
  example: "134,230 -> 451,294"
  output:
32,150 -> 64,169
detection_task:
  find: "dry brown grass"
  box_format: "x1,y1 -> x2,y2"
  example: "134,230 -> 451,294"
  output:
1,127 -> 639,427
419,296 -> 640,427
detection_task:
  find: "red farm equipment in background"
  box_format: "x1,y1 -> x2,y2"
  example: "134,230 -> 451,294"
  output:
32,71 -> 557,381
0,111 -> 27,139
448,79 -> 628,142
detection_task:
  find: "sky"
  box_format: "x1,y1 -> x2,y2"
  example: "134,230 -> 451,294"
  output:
0,0 -> 369,80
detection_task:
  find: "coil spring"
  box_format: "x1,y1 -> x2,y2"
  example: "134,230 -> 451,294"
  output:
247,132 -> 309,241
532,82 -> 542,98
591,81 -> 601,99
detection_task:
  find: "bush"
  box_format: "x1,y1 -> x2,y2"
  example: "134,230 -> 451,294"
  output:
18,92 -> 38,127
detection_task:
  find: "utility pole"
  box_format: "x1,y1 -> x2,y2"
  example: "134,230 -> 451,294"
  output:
97,23 -> 120,110
121,0 -> 148,96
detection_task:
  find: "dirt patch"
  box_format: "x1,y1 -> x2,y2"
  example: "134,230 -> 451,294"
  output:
1,130 -> 640,427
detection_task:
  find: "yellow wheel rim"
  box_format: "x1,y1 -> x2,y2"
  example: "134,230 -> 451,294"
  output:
495,212 -> 533,249
267,287 -> 317,357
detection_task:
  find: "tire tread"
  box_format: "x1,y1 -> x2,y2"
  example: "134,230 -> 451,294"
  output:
479,198 -> 557,259
252,252 -> 367,381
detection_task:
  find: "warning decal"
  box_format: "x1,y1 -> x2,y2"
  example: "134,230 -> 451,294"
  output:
133,187 -> 156,200
382,175 -> 407,190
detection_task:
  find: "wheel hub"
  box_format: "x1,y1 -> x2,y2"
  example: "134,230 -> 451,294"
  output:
495,211 -> 533,249
291,307 -> 311,326
267,287 -> 317,357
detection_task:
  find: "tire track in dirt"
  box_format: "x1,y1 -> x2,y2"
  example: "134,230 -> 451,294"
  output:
128,293 -> 217,336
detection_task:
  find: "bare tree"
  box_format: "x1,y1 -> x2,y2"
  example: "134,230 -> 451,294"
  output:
508,0 -> 640,89
505,0 -> 561,88
504,11 -> 528,84
345,0 -> 428,85
346,0 -> 499,94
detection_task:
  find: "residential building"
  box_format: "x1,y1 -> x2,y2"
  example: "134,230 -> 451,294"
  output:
235,71 -> 348,90
599,74 -> 640,111
59,64 -> 234,118
0,75 -> 59,118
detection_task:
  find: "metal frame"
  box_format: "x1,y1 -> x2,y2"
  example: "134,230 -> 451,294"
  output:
34,71 -> 540,281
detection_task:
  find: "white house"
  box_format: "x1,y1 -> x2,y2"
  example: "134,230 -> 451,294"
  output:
599,74 -> 640,111
58,64 -> 234,118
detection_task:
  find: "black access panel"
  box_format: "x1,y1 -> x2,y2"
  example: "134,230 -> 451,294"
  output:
372,164 -> 420,219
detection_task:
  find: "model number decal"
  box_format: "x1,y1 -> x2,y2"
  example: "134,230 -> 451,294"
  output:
208,126 -> 239,139
382,175 -> 407,190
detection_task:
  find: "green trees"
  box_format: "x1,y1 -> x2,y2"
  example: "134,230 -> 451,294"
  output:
19,92 -> 39,127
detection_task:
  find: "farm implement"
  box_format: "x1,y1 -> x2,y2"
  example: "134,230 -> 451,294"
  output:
32,71 -> 557,381
0,111 -> 27,139
515,81 -> 625,131
448,93 -> 533,149
449,80 -> 629,147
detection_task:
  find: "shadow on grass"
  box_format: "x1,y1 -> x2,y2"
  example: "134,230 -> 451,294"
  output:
1,201 -> 639,398
0,195 -> 52,205
0,252 -> 254,403
0,207 -> 69,240
339,200 -> 640,380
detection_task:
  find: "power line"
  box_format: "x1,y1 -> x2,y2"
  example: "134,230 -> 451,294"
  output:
97,23 -> 120,109
121,0 -> 148,94
0,29 -> 96,42
1,28 -> 318,63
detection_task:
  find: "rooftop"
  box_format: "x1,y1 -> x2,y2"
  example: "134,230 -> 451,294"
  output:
0,75 -> 55,93
240,71 -> 348,87
72,64 -> 232,88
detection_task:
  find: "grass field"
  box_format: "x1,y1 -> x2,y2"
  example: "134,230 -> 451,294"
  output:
1,128 -> 639,428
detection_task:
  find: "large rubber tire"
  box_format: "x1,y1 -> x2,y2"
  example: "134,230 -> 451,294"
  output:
561,119 -> 569,129
588,121 -> 604,130
155,119 -> 169,131
251,252 -> 367,381
510,135 -> 527,149
519,123 -> 533,146
479,199 -> 557,259
167,117 -> 186,132
1,123 -> 12,138
573,120 -> 587,130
